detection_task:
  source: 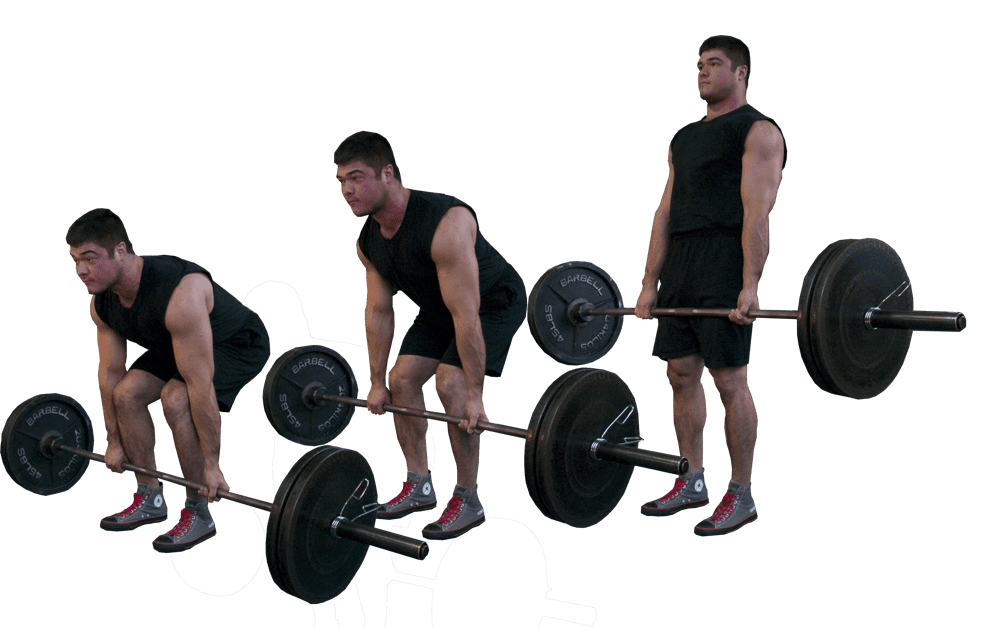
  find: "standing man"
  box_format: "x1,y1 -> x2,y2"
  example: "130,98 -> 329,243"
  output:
635,36 -> 786,536
67,208 -> 270,551
336,131 -> 527,540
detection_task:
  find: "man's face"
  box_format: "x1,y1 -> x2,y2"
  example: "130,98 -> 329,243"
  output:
697,49 -> 742,104
69,242 -> 122,294
336,161 -> 388,217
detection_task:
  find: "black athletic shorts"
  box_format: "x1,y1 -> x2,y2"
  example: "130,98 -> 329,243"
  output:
398,270 -> 527,377
130,318 -> 271,411
653,229 -> 753,369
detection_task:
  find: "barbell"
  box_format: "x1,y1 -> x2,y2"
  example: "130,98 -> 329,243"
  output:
262,345 -> 685,528
0,393 -> 429,605
526,238 -> 967,398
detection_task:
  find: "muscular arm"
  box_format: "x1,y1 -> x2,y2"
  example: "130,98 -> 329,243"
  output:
92,299 -> 127,447
165,274 -> 223,495
357,241 -> 396,413
432,206 -> 486,430
731,120 -> 785,323
636,149 -> 675,319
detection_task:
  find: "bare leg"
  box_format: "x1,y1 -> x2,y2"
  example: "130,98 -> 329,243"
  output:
435,365 -> 479,488
160,379 -> 207,500
388,355 -> 440,477
666,355 -> 707,473
112,370 -> 166,488
709,366 -> 757,485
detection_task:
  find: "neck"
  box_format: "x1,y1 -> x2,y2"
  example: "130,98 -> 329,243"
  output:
705,93 -> 748,121
371,184 -> 412,237
111,255 -> 144,305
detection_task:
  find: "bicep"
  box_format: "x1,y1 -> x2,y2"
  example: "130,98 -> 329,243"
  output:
166,279 -> 216,385
432,207 -> 480,317
91,299 -> 127,371
357,241 -> 394,312
741,122 -> 784,211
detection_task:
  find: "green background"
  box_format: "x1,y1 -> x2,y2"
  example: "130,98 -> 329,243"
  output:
0,1 -> 980,627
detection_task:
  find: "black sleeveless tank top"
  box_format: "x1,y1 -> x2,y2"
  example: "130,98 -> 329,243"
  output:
358,190 -> 514,317
669,104 -> 787,235
94,255 -> 262,355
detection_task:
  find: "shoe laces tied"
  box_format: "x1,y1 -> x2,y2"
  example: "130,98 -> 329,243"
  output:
710,492 -> 738,522
659,478 -> 685,504
119,492 -> 148,517
167,508 -> 196,537
387,480 -> 416,506
436,496 -> 464,525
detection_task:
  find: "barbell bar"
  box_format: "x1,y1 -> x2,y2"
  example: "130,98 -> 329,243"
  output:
1,393 -> 428,604
527,238 -> 967,398
263,345 -> 686,527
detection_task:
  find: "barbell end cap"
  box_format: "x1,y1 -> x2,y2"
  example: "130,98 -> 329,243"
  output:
417,541 -> 430,560
301,382 -> 328,409
678,457 -> 689,475
38,431 -> 63,459
590,438 -> 605,461
331,516 -> 347,539
957,313 -> 967,331
567,299 -> 595,325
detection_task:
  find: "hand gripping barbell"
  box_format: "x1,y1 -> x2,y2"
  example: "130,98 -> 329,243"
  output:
262,345 -> 685,528
0,393 -> 429,604
526,238 -> 966,399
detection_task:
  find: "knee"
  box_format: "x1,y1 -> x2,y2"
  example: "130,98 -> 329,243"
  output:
160,382 -> 191,427
388,365 -> 421,399
710,368 -> 749,403
434,368 -> 465,408
112,381 -> 149,414
666,365 -> 700,394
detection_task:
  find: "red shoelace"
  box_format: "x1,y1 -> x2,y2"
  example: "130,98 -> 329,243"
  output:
119,492 -> 147,517
387,481 -> 415,506
166,508 -> 195,536
436,497 -> 464,525
659,478 -> 685,504
710,493 -> 737,522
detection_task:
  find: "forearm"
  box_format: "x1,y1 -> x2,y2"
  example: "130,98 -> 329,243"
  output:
641,209 -> 671,288
366,304 -> 395,386
186,381 -> 222,467
741,211 -> 769,290
452,314 -> 486,401
98,367 -> 126,443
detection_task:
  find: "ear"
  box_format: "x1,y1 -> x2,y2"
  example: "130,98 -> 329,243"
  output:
113,241 -> 127,259
736,64 -> 748,83
381,163 -> 395,183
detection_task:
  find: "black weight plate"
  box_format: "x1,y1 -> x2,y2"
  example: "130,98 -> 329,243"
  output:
263,345 -> 359,445
524,368 -> 592,522
797,240 -> 854,395
265,446 -> 330,599
809,239 -> 914,399
1,394 -> 93,496
270,446 -> 377,604
534,369 -> 638,528
527,262 -> 625,365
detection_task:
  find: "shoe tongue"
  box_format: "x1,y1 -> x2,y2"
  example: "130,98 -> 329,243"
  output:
407,471 -> 421,482
452,484 -> 471,498
726,480 -> 747,494
137,483 -> 150,494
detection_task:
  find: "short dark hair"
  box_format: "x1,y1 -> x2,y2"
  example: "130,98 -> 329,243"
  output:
700,35 -> 751,88
334,131 -> 401,181
66,208 -> 134,255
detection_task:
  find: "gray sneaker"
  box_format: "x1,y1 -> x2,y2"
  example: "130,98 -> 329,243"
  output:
641,469 -> 709,516
101,483 -> 167,531
376,471 -> 437,520
152,499 -> 217,552
694,480 -> 757,536
422,484 -> 485,540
